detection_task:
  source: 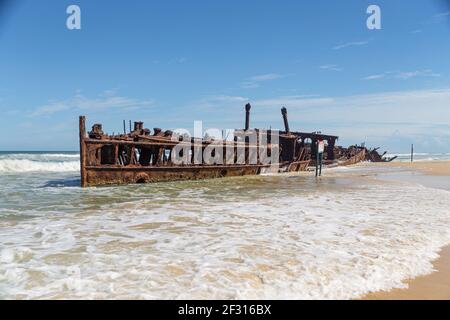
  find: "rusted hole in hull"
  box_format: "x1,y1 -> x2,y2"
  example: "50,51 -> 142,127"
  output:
135,173 -> 150,184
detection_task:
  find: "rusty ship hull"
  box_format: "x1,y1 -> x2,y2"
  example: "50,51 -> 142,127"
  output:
79,104 -> 315,187
79,104 -> 391,187
82,164 -> 264,187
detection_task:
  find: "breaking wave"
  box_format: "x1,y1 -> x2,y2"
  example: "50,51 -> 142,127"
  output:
0,172 -> 449,299
0,153 -> 80,173
386,152 -> 450,162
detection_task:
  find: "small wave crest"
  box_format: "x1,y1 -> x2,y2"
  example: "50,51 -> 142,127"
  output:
0,153 -> 79,161
0,153 -> 80,173
385,152 -> 450,162
0,159 -> 79,173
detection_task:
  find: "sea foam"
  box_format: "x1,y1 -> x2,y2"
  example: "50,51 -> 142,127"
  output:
0,159 -> 79,173
0,153 -> 79,173
0,173 -> 449,299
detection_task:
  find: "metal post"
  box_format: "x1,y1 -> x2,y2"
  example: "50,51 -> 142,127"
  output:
245,103 -> 251,131
411,144 -> 414,163
281,107 -> 290,134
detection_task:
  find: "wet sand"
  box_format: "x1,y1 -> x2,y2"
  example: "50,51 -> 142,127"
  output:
363,160 -> 450,300
370,160 -> 450,176
364,246 -> 450,300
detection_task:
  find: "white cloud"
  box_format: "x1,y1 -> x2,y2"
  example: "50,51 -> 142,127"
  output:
32,90 -> 154,116
194,88 -> 450,127
421,11 -> 450,25
434,11 -> 450,18
164,57 -> 188,64
248,74 -> 285,81
241,82 -> 260,89
241,73 -> 290,89
394,70 -> 440,79
188,88 -> 450,151
175,57 -> 187,64
201,95 -> 248,103
250,89 -> 450,132
363,74 -> 385,80
332,41 -> 369,50
319,64 -> 343,72
363,70 -> 441,80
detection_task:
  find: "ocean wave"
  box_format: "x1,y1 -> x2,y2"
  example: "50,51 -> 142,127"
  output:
0,159 -> 79,173
0,175 -> 449,299
31,153 -> 80,158
385,152 -> 450,162
385,153 -> 430,157
0,153 -> 79,161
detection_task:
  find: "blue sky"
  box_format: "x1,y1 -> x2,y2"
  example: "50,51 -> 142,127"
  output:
0,0 -> 449,152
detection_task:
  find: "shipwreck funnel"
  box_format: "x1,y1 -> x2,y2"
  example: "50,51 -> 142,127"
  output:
281,107 -> 290,134
245,103 -> 251,131
134,121 -> 143,131
153,128 -> 162,136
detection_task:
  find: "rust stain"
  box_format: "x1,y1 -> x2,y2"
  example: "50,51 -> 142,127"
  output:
79,104 -> 392,187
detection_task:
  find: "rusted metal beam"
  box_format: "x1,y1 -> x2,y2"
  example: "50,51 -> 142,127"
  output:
84,138 -> 275,149
79,116 -> 87,187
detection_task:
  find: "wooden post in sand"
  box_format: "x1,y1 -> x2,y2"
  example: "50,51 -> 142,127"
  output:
411,144 -> 414,163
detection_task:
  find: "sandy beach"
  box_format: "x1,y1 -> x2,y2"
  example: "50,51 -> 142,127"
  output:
376,160 -> 450,176
364,160 -> 450,300
364,246 -> 450,299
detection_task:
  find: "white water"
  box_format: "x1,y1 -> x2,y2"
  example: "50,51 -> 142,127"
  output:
0,152 -> 448,173
0,153 -> 79,173
0,153 -> 449,299
385,152 -> 450,162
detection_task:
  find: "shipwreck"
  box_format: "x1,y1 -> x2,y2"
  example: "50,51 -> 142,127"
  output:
79,104 -> 394,187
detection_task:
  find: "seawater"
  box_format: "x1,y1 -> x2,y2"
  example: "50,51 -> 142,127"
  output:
0,152 -> 449,299
385,152 -> 450,162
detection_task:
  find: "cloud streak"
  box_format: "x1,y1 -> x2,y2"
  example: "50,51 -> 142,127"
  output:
434,11 -> 450,18
190,88 -> 450,151
319,64 -> 343,72
241,73 -> 290,89
333,41 -> 369,50
31,90 -> 154,116
363,70 -> 441,81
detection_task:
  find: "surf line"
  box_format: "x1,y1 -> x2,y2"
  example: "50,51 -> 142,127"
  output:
178,304 -> 213,318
